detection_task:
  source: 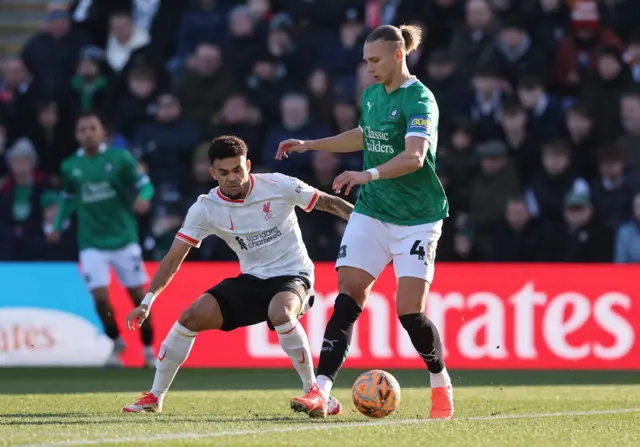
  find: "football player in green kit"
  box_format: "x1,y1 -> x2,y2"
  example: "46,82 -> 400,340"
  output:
277,24 -> 453,419
48,112 -> 156,367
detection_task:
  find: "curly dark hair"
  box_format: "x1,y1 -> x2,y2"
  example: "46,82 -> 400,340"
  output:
208,135 -> 249,164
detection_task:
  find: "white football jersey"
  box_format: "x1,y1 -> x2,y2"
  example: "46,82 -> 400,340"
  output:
176,173 -> 319,284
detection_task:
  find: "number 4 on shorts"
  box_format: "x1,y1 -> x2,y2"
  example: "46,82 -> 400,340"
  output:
410,240 -> 425,260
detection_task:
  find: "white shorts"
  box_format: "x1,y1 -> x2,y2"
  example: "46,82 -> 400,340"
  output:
335,212 -> 443,283
79,243 -> 148,290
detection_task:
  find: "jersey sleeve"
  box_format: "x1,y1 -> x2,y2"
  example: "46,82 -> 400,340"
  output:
271,173 -> 320,212
175,198 -> 212,247
121,151 -> 153,198
404,93 -> 438,143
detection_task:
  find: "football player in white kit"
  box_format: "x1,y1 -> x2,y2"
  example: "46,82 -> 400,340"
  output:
123,136 -> 353,414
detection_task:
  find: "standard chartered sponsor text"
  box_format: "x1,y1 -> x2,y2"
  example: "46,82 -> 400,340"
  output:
246,227 -> 282,248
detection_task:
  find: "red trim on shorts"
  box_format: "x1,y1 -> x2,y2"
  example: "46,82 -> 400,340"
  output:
304,189 -> 320,212
216,175 -> 255,203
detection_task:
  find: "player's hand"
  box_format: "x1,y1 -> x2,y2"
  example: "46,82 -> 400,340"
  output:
134,198 -> 151,215
47,231 -> 61,244
126,304 -> 150,330
276,139 -> 309,160
333,171 -> 372,196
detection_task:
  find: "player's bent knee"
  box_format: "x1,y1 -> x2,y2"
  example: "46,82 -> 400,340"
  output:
337,267 -> 375,308
178,293 -> 223,332
268,292 -> 300,327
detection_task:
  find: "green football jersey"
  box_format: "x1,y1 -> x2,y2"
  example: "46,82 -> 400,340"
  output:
56,145 -> 153,250
355,76 -> 448,226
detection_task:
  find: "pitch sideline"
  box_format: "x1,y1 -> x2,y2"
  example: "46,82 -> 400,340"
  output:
10,407 -> 640,447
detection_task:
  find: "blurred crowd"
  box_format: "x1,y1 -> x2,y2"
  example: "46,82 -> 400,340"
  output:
0,0 -> 639,263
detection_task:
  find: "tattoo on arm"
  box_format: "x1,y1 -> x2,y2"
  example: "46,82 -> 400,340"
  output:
313,191 -> 354,221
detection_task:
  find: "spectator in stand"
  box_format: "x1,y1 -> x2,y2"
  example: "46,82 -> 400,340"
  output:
114,66 -> 160,139
106,10 -> 151,73
67,46 -> 113,117
396,0 -> 465,50
469,140 -> 521,256
614,192 -> 640,263
528,0 -> 571,55
133,93 -> 201,193
490,195 -> 548,262
174,42 -> 237,128
549,191 -> 613,262
298,151 -> 347,261
565,103 -> 601,180
265,13 -> 311,85
261,92 -> 330,177
173,0 -> 229,76
527,138 -> 581,224
24,100 -> 76,179
579,46 -> 634,141
245,53 -> 289,124
0,57 -> 37,142
516,74 -> 564,142
553,0 -> 622,96
450,0 -> 500,76
468,65 -> 504,141
21,8 -> 90,97
417,50 -> 469,136
590,145 -> 638,231
321,8 -> 367,86
330,96 -> 362,172
499,99 -> 541,186
622,30 -> 640,84
306,69 -> 335,129
224,5 -> 263,80
441,118 -> 478,214
477,14 -> 550,88
0,119 -> 8,178
0,139 -> 56,260
616,90 -> 640,170
209,93 -> 264,163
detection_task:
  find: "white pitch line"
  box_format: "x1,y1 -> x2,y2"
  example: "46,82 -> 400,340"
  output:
8,408 -> 640,447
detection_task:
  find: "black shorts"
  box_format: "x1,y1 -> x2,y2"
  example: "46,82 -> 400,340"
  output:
206,274 -> 314,332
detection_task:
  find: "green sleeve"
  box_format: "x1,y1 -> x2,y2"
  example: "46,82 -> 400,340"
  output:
404,91 -> 438,141
53,164 -> 76,231
122,151 -> 154,201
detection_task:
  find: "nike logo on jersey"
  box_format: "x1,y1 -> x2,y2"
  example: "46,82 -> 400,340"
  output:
229,216 -> 234,230
299,351 -> 306,364
366,101 -> 373,111
417,101 -> 429,107
158,349 -> 167,362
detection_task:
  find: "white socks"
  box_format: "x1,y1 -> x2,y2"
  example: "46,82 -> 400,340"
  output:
150,322 -> 197,399
274,320 -> 315,393
430,367 -> 452,388
317,375 -> 333,397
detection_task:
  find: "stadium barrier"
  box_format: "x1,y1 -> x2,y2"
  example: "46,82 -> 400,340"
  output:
1,262 -> 639,369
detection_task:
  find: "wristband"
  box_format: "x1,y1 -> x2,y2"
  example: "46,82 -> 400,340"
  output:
367,168 -> 380,181
141,292 -> 157,308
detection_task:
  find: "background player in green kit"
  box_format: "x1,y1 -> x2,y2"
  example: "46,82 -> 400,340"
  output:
48,112 -> 156,367
277,24 -> 453,419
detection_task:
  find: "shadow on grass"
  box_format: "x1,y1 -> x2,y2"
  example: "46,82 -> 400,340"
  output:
1,368 -> 639,395
0,414 -> 303,426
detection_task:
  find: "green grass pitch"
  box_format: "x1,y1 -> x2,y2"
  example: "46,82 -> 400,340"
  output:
1,368 -> 640,447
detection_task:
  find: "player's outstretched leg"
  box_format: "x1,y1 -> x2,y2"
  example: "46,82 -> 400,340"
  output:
123,293 -> 221,413
127,286 -> 155,367
397,277 -> 453,420
269,292 -> 315,393
290,267 -> 373,417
